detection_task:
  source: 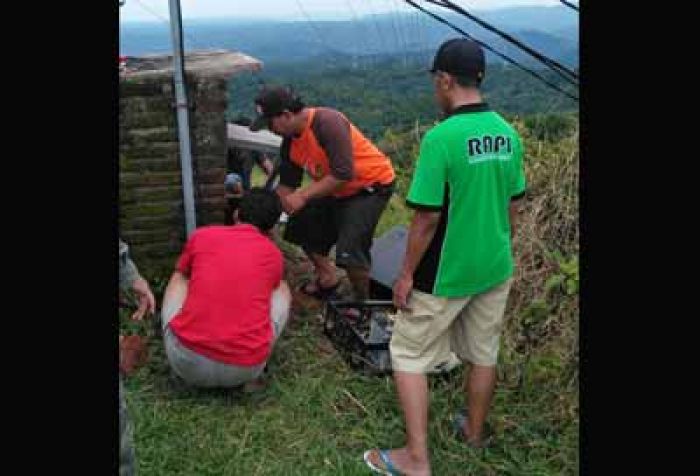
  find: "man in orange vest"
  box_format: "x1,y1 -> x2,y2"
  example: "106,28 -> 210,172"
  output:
250,86 -> 395,302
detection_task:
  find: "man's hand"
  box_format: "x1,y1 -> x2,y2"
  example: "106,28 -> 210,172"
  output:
131,277 -> 155,321
393,274 -> 414,311
282,191 -> 308,215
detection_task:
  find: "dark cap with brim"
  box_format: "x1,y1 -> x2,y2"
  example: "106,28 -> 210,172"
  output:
249,86 -> 302,131
430,38 -> 485,82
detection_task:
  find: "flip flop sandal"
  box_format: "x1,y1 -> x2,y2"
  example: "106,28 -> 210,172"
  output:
363,449 -> 403,475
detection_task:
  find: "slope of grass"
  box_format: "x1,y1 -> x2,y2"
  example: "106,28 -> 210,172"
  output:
121,120 -> 579,475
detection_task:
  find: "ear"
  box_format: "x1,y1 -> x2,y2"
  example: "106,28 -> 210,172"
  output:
442,73 -> 455,90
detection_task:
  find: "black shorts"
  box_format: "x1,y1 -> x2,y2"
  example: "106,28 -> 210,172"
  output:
283,183 -> 393,270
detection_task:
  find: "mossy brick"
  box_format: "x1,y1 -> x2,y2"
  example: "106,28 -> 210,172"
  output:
121,111 -> 176,130
120,157 -> 181,174
126,256 -> 178,279
193,125 -> 225,138
191,128 -> 224,142
120,97 -> 174,116
198,212 -> 226,226
127,241 -> 180,258
120,185 -> 183,204
120,142 -> 180,157
120,228 -> 184,247
193,98 -> 227,113
119,200 -> 183,218
125,211 -> 184,228
120,79 -> 172,97
120,129 -> 179,147
128,245 -> 180,264
197,183 -> 226,197
121,218 -> 181,233
124,127 -> 178,143
193,138 -> 226,152
191,145 -> 226,159
192,136 -> 225,149
194,78 -> 227,95
193,156 -> 226,170
196,198 -> 226,211
197,191 -> 226,204
120,171 -> 183,187
191,110 -> 223,122
191,110 -> 225,124
195,168 -> 226,183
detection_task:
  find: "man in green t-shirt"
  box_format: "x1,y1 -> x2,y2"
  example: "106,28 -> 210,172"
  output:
364,38 -> 527,476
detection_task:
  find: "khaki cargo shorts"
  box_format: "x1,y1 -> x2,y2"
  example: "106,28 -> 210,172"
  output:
390,278 -> 513,373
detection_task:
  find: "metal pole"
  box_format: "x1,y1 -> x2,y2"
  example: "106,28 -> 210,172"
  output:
168,0 -> 196,236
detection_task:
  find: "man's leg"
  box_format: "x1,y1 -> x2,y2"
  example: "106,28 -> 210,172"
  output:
283,197 -> 338,294
366,291 -> 466,476
389,371 -> 431,473
305,251 -> 339,290
364,372 -> 431,475
335,190 -> 391,301
242,280 -> 293,392
160,273 -> 188,330
452,278 -> 513,445
463,364 -> 496,443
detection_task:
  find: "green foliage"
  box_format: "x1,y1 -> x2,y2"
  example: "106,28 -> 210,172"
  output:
524,113 -> 579,142
226,57 -> 578,142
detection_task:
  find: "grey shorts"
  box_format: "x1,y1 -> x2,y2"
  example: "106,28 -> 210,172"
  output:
161,279 -> 291,388
283,184 -> 393,270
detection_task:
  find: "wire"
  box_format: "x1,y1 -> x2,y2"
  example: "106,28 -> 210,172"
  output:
426,0 -> 578,83
559,0 -> 579,12
365,0 -> 391,55
130,0 -> 207,51
293,0 -> 332,53
403,0 -> 578,101
343,0 -> 374,59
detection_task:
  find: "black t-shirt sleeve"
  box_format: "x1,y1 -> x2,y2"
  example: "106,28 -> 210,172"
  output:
278,137 -> 303,189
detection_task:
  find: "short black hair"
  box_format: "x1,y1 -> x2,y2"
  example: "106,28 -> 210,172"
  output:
237,187 -> 282,232
454,75 -> 482,88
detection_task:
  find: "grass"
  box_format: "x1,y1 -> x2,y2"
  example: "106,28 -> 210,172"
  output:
122,121 -> 579,475
122,297 -> 577,475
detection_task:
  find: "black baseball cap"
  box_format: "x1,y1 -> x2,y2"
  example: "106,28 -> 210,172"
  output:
250,86 -> 303,132
430,38 -> 485,83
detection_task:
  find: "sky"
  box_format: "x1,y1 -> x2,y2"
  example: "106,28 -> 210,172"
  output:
120,0 -> 563,23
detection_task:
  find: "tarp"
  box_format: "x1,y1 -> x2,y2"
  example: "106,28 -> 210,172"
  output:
227,123 -> 281,155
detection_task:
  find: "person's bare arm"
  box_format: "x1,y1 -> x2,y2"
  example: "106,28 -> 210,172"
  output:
393,210 -> 442,310
282,175 -> 346,214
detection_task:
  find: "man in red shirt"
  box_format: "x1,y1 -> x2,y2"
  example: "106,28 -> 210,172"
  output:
160,188 -> 290,388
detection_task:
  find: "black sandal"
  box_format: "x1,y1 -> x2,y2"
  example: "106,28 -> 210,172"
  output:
297,278 -> 340,300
